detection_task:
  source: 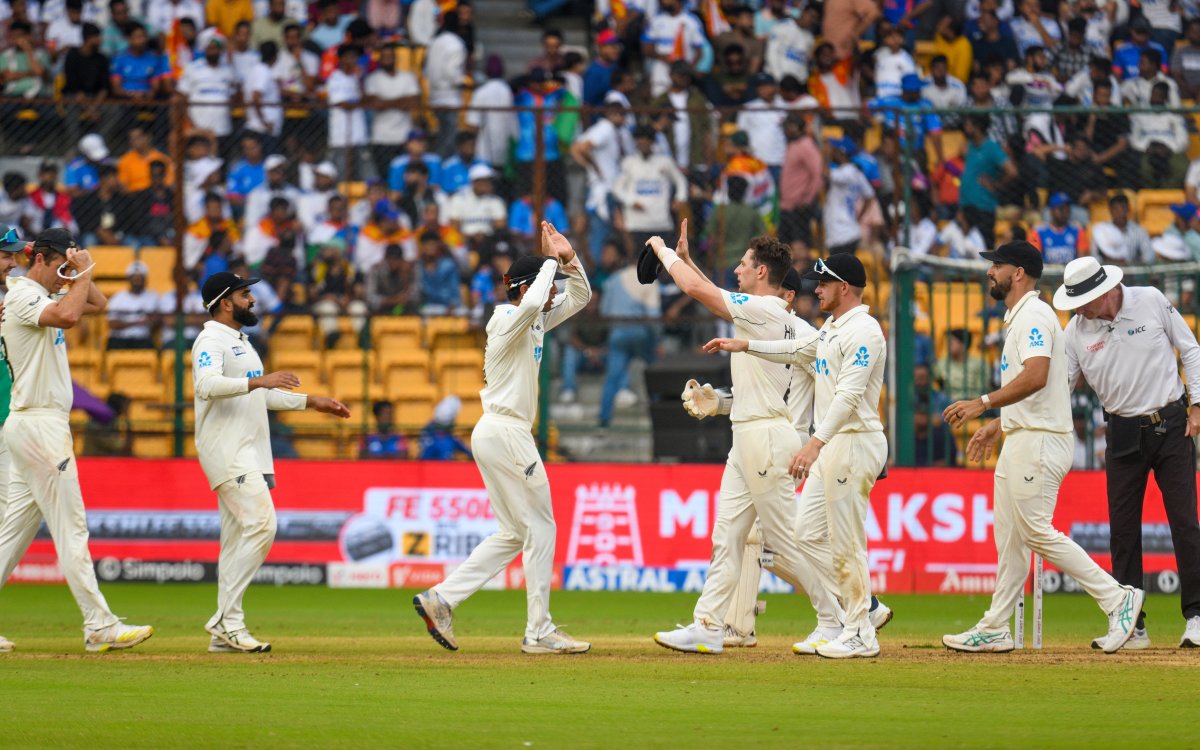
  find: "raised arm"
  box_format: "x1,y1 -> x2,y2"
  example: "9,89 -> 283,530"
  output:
703,329 -> 821,367
37,249 -> 96,329
648,220 -> 729,321
541,221 -> 592,331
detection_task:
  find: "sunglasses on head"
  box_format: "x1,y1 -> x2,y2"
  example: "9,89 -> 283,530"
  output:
815,258 -> 846,284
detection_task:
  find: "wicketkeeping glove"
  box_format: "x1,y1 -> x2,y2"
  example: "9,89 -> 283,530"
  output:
681,379 -> 733,419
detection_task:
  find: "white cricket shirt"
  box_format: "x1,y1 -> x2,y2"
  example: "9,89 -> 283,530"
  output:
724,291 -> 803,424
1,276 -> 72,414
787,312 -> 817,436
481,257 -> 591,423
177,59 -> 237,137
1064,285 -> 1200,417
244,60 -> 283,136
824,163 -> 874,247
106,288 -> 160,341
736,97 -> 788,167
365,67 -> 420,146
1000,291 -> 1072,433
611,152 -> 688,233
326,69 -> 368,147
192,320 -> 308,490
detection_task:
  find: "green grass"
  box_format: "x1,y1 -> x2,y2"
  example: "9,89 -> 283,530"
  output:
1,585 -> 1197,749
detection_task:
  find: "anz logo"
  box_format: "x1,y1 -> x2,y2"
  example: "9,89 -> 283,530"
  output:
814,357 -> 830,376
1000,354 -> 1009,372
852,346 -> 870,368
197,351 -> 213,368
533,346 -> 543,363
247,369 -> 263,378
729,293 -> 749,305
1028,327 -> 1045,348
53,328 -> 65,346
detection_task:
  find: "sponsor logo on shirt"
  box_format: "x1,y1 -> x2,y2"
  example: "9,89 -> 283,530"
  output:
197,351 -> 213,368
814,357 -> 830,376
1000,354 -> 1009,372
1086,340 -> 1105,353
247,369 -> 263,378
232,345 -> 246,357
852,346 -> 870,368
1028,327 -> 1045,348
729,293 -> 749,305
53,329 -> 64,346
1127,326 -> 1146,336
533,346 -> 543,363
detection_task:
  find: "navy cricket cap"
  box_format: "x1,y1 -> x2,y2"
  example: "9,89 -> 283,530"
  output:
781,267 -> 802,293
202,271 -> 260,311
980,240 -> 1044,279
636,243 -> 662,285
803,253 -> 867,287
0,225 -> 24,253
505,255 -> 565,289
32,227 -> 78,254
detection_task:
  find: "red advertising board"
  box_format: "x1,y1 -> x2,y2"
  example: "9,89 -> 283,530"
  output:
8,458 -> 1189,594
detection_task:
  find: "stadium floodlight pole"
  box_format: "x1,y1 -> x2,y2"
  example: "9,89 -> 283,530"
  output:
169,96 -> 188,457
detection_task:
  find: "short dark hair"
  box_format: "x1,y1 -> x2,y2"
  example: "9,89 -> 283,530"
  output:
930,54 -> 948,67
122,20 -> 144,37
1142,48 -> 1163,68
1152,80 -> 1171,97
563,51 -> 584,69
204,191 -> 223,204
1093,79 -> 1112,93
946,328 -> 972,347
724,43 -> 745,57
148,160 -> 166,173
3,172 -> 24,192
1109,193 -> 1129,208
965,113 -> 991,132
82,22 -> 100,39
748,236 -> 792,287
1025,45 -> 1044,60
542,28 -> 563,41
454,131 -> 476,145
9,20 -> 31,35
284,22 -> 303,35
268,196 -> 291,213
372,400 -> 391,419
727,175 -> 749,203
235,19 -> 251,32
419,230 -> 441,244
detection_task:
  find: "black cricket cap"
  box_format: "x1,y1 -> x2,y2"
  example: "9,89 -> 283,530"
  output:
980,240 -> 1043,279
636,243 -> 661,285
202,271 -> 261,311
0,225 -> 24,253
506,255 -> 565,289
781,267 -> 802,293
803,253 -> 867,287
32,227 -> 78,255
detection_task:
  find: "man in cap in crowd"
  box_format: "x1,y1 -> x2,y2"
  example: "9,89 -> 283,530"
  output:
105,259 -> 159,350
1089,194 -> 1152,265
446,164 -> 507,239
869,72 -> 945,168
941,240 -> 1145,653
824,138 -> 875,256
64,134 -> 110,197
193,271 -> 350,652
0,225 -> 27,652
0,228 -> 154,653
1030,192 -> 1089,265
178,29 -> 239,156
244,154 -> 302,231
413,222 -> 593,654
1054,256 -> 1200,649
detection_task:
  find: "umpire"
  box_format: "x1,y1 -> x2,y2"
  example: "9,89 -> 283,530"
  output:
1055,256 -> 1200,649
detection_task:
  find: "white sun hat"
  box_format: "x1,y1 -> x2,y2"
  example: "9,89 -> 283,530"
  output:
1052,256 -> 1124,311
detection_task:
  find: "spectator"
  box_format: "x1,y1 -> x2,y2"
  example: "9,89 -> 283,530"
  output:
184,191 -> 240,273
1172,18 -> 1200,100
158,279 -> 207,350
875,22 -> 917,100
932,17 -> 972,84
275,22 -> 318,100
583,29 -> 623,108
1141,0 -> 1182,52
465,55 -> 517,169
969,11 -> 1020,72
360,401 -> 408,459
445,165 -> 506,240
703,43 -> 753,107
1052,16 -> 1090,83
717,130 -> 776,224
439,132 -> 485,196
293,161 -> 338,235
736,73 -> 787,182
1131,82 -> 1190,189
0,173 -> 27,233
206,0 -> 253,38
513,68 -> 568,201
937,209 -> 988,259
24,162 -> 77,236
75,164 -> 126,246
1113,17 -> 1168,81
1120,47 -> 1180,107
355,201 -> 411,275
326,43 -> 371,180
1005,45 -> 1063,109
558,292 -> 608,405
414,230 -> 462,315
1009,0 -> 1060,59
365,41 -> 420,178
251,0 -> 292,48
642,0 -> 706,98
571,100 -> 631,261
308,0 -> 352,50
507,191 -> 569,244
527,27 -> 565,73
1083,80 -> 1134,187
227,21 -> 259,86
869,73 -> 944,167
0,20 -> 49,105
1050,134 -> 1107,213
243,195 -> 303,269
714,4 -> 763,74
106,260 -> 159,350
1091,194 -> 1152,265
61,22 -> 109,142
47,0 -> 88,52
387,130 -> 443,195
754,0 -> 796,36
651,60 -> 713,171
764,4 -> 816,84
243,41 -> 283,152
1076,0 -> 1111,57
905,195 -> 939,257
418,397 -> 472,460
1029,192 -> 1088,264
395,161 -> 444,229
1066,54 -> 1123,107
778,115 -> 822,247
913,363 -> 955,467
809,42 -> 861,124
959,113 -> 1015,248
365,242 -> 413,314
1162,203 -> 1200,263
922,55 -> 968,129
109,22 -> 170,100
226,134 -> 267,219
126,160 -> 174,248
702,175 -> 767,279
63,133 -> 109,197
99,0 -> 138,58
613,126 -> 688,252
597,247 -> 660,427
425,10 -> 469,155
467,245 -> 512,324
117,126 -> 174,193
165,18 -> 200,79
822,0 -> 880,61
406,0 -> 438,45
823,138 -> 875,255
310,241 -> 367,348
934,328 -> 988,403
308,193 -> 355,252
244,153 -> 302,230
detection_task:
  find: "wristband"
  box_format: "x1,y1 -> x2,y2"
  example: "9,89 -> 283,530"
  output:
981,393 -> 991,408
658,248 -> 681,273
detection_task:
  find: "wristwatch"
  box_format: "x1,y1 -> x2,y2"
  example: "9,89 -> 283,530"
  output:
980,393 -> 991,408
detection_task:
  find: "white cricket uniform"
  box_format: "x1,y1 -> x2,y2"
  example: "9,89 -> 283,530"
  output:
691,292 -> 844,632
977,291 -> 1126,631
432,257 -> 590,641
0,276 -> 120,631
750,304 -> 887,637
177,59 -> 238,138
192,320 -> 308,632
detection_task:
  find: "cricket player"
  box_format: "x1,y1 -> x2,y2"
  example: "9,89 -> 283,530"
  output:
194,271 -> 350,653
414,222 -> 592,655
941,241 -> 1144,654
0,228 -> 153,653
687,267 -> 894,651
0,225 -> 26,653
649,222 -> 844,655
704,254 -> 889,658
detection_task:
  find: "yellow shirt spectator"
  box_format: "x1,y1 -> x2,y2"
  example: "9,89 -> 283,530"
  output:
932,25 -> 973,85
206,0 -> 255,38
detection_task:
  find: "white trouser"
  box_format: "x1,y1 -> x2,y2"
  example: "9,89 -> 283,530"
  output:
979,430 -> 1125,631
694,419 -> 843,630
434,414 -> 557,641
0,427 -> 10,520
0,413 -> 118,631
208,471 -> 277,633
800,431 -> 888,638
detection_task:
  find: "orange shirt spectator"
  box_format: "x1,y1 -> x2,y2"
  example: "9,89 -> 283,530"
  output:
206,0 -> 255,38
118,146 -> 175,193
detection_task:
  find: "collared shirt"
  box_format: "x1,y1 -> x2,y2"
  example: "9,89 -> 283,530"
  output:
107,288 -> 160,340
787,313 -> 818,437
481,257 -> 590,422
1064,285 -> 1200,417
192,320 -> 308,490
1000,290 -> 1071,433
723,291 -> 801,424
1,276 -> 71,414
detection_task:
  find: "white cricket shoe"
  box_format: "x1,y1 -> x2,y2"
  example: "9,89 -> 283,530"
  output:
1097,586 -> 1146,654
1091,627 -> 1149,651
85,622 -> 154,653
817,630 -> 881,659
521,630 -> 591,654
206,623 -> 271,653
722,625 -> 757,648
792,626 -> 841,655
413,589 -> 458,651
1180,616 -> 1200,648
0,634 -> 13,652
654,622 -> 723,654
870,600 -> 894,632
614,389 -> 639,409
942,627 -> 1015,653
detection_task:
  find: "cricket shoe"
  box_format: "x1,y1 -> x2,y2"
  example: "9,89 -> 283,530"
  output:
521,630 -> 591,655
723,625 -> 757,648
792,626 -> 841,655
206,623 -> 271,653
1091,627 -> 1149,651
1097,586 -> 1146,654
1181,616 -> 1200,648
817,630 -> 881,659
0,634 -> 13,653
413,589 -> 458,651
85,622 -> 154,653
870,599 -> 894,632
942,627 -> 1015,653
654,622 -> 723,654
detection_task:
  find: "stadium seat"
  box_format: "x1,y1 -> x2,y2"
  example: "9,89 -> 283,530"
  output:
431,349 -> 485,395
338,181 -> 368,199
425,316 -> 475,350
929,282 -> 986,358
456,395 -> 484,427
914,40 -> 937,71
91,246 -> 135,279
326,350 -> 374,399
371,316 -> 423,353
324,315 -> 367,351
1137,189 -> 1186,236
68,348 -> 102,390
105,350 -> 159,389
381,350 -> 432,395
268,315 -> 317,352
271,351 -> 323,388
140,246 -> 176,293
393,383 -> 438,428
292,434 -> 341,460
160,350 -> 194,400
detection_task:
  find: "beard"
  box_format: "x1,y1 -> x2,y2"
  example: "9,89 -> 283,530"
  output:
232,301 -> 258,327
988,277 -> 1010,301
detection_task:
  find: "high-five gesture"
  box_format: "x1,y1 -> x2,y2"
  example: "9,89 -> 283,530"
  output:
542,221 -> 575,263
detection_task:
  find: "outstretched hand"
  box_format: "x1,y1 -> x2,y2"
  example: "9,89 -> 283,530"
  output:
674,218 -> 690,262
541,221 -> 575,262
702,338 -> 749,354
309,395 -> 351,419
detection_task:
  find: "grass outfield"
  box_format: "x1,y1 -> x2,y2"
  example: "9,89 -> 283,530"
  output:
1,585 -> 1198,749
